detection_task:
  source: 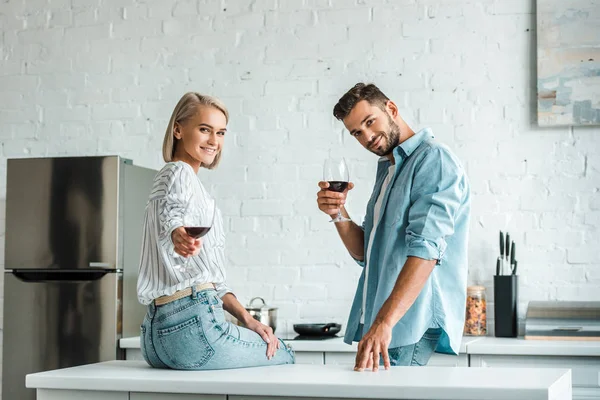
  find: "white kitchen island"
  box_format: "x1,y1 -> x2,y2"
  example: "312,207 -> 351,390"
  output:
26,360 -> 571,400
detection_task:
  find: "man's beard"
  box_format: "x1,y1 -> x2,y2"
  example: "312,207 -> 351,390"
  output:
368,116 -> 401,156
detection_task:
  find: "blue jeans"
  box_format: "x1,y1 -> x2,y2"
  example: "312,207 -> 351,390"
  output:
140,287 -> 295,370
387,327 -> 443,366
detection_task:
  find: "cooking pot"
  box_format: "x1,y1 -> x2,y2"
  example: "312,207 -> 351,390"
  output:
240,297 -> 278,332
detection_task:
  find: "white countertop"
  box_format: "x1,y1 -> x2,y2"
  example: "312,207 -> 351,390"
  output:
467,337 -> 600,357
120,335 -> 478,354
121,334 -> 600,356
26,360 -> 571,400
119,336 -> 142,349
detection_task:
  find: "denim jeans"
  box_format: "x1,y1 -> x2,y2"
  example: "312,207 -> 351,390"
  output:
386,327 -> 443,366
140,287 -> 295,370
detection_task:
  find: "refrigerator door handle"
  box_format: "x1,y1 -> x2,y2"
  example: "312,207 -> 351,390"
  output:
12,270 -> 110,282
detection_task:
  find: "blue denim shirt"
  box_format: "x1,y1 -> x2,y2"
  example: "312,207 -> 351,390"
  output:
343,128 -> 471,355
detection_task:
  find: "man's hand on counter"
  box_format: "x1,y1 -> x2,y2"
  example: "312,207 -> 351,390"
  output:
354,321 -> 392,372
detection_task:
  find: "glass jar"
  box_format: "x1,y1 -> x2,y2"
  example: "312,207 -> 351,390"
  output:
464,285 -> 487,336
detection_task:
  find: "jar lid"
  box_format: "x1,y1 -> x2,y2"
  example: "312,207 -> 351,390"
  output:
467,285 -> 486,294
245,297 -> 278,311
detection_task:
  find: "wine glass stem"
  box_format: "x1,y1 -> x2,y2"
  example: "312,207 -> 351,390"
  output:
180,256 -> 190,271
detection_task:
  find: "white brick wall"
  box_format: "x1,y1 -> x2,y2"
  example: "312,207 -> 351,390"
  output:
0,0 -> 599,372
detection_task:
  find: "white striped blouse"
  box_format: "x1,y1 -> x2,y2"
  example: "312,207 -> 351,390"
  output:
137,161 -> 231,305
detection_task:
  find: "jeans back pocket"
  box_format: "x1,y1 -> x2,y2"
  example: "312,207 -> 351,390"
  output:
157,315 -> 215,369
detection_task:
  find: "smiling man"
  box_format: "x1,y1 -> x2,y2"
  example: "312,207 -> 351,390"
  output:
316,83 -> 471,371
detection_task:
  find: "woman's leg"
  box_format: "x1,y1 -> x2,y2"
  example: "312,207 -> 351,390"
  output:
199,292 -> 295,370
150,288 -> 294,370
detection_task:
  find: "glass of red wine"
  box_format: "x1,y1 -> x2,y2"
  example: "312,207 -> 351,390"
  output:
323,157 -> 351,223
174,197 -> 217,272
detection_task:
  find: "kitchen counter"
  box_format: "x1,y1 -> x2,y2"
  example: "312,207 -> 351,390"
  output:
26,360 -> 572,400
467,337 -> 600,357
120,335 -> 473,367
121,334 -> 600,356
119,335 -> 479,353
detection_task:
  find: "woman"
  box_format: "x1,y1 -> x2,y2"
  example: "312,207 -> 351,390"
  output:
137,92 -> 295,370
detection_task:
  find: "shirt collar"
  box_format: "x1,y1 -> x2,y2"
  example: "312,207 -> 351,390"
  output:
393,127 -> 434,161
375,128 -> 435,166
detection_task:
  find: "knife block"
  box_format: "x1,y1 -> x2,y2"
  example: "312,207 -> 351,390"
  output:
493,275 -> 518,337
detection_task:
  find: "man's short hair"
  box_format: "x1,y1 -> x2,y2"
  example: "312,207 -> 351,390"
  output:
333,83 -> 390,121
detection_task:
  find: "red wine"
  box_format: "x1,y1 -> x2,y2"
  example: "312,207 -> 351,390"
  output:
185,226 -> 211,238
327,181 -> 348,192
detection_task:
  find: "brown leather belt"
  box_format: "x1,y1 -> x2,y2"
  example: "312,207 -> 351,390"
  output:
154,283 -> 216,306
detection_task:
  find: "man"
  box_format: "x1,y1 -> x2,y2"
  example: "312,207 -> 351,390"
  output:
316,83 -> 471,371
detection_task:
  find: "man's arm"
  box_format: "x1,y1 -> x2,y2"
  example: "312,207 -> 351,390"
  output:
373,256 -> 436,327
333,206 -> 365,261
353,256 -> 436,372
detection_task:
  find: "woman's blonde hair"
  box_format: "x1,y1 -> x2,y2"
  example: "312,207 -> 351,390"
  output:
162,92 -> 229,169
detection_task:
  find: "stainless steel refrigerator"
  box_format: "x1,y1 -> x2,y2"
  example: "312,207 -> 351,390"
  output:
2,156 -> 156,400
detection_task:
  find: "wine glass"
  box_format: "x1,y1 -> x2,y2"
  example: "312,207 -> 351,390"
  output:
173,197 -> 217,272
323,157 -> 351,223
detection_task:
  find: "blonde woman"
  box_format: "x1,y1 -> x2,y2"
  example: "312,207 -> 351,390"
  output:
137,92 -> 295,370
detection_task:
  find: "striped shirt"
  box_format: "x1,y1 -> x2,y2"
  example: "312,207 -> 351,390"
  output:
137,161 -> 231,305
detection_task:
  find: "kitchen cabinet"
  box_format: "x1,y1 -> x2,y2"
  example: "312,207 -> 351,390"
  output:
470,354 -> 600,400
126,348 -> 144,361
572,387 -> 600,399
37,390 -> 128,400
466,337 -> 600,400
131,394 -> 225,400
38,391 -> 225,400
229,397 -> 389,400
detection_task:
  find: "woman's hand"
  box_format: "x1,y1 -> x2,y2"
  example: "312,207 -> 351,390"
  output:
171,227 -> 202,257
245,318 -> 280,359
220,294 -> 281,360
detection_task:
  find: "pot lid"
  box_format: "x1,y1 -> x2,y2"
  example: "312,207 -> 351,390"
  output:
245,297 -> 277,311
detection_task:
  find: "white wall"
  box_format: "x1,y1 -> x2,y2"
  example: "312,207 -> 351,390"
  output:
0,0 -> 599,357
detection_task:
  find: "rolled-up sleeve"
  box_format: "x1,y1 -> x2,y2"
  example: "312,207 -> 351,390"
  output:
215,281 -> 233,298
354,255 -> 366,267
406,146 -> 466,265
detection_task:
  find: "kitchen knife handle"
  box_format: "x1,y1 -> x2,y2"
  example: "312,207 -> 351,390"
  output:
510,241 -> 515,265
512,260 -> 517,275
500,231 -> 504,258
496,257 -> 501,276
505,233 -> 510,261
